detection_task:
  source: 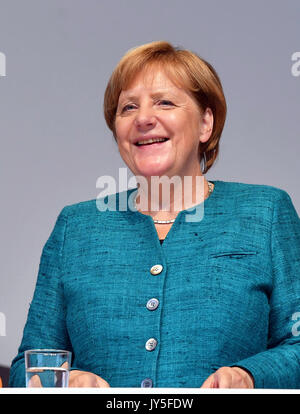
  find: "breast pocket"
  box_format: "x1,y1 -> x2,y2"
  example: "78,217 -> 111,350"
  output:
207,249 -> 263,286
209,250 -> 258,259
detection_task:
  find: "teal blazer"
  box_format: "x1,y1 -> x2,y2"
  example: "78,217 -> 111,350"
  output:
9,180 -> 300,388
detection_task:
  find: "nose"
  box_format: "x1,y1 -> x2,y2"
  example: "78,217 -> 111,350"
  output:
134,105 -> 157,131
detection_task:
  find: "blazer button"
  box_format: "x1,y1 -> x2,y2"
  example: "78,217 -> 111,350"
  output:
146,298 -> 159,311
145,338 -> 157,351
150,264 -> 163,275
141,378 -> 153,388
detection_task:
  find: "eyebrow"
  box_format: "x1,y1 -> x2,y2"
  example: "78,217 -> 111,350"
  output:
119,89 -> 179,103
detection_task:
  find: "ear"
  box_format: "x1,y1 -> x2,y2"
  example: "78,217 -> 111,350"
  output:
199,108 -> 214,144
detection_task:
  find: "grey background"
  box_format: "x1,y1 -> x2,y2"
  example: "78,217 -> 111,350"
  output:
0,0 -> 299,368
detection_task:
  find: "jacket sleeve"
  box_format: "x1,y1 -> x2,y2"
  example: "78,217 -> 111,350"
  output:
9,207 -> 73,387
231,189 -> 300,388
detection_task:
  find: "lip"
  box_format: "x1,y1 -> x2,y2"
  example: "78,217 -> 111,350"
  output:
132,135 -> 169,145
134,140 -> 170,153
135,140 -> 170,152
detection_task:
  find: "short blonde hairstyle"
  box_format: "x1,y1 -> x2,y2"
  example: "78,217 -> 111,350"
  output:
103,41 -> 227,174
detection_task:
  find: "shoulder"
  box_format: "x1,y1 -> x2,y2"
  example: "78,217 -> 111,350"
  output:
215,179 -> 293,204
60,198 -> 99,218
57,188 -> 134,222
213,180 -> 298,223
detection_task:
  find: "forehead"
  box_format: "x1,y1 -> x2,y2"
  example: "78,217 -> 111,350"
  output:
119,69 -> 185,98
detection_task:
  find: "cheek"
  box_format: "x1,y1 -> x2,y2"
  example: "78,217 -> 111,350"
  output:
114,120 -> 122,138
115,121 -> 129,143
178,112 -> 201,140
164,111 -> 180,125
163,110 -> 196,133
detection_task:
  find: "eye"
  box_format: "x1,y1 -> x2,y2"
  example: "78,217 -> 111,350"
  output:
158,100 -> 174,106
121,104 -> 136,113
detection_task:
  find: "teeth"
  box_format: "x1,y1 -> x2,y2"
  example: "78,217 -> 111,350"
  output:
136,137 -> 168,146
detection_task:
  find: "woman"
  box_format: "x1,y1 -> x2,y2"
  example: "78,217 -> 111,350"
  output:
9,41 -> 300,388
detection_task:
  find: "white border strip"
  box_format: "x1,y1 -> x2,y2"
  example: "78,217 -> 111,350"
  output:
1,388 -> 300,394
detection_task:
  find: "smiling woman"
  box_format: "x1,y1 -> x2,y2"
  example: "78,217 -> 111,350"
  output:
9,41 -> 300,389
114,69 -> 213,181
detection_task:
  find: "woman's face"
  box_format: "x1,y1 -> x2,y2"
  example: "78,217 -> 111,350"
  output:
115,68 -> 213,179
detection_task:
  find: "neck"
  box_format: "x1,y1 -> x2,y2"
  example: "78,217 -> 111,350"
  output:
134,174 -> 210,221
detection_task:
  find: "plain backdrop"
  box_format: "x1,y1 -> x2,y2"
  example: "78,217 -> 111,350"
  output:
0,0 -> 299,367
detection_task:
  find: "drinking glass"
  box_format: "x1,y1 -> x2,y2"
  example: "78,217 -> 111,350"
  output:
25,349 -> 72,387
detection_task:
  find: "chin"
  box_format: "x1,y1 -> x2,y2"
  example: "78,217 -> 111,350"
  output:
134,160 -> 174,178
135,166 -> 171,178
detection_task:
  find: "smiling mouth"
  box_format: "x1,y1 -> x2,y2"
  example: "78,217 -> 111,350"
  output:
135,137 -> 169,146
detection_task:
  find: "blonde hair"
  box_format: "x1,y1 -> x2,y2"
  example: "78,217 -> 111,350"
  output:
103,41 -> 227,174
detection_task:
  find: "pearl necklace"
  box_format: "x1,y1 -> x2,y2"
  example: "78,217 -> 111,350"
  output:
134,181 -> 214,224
